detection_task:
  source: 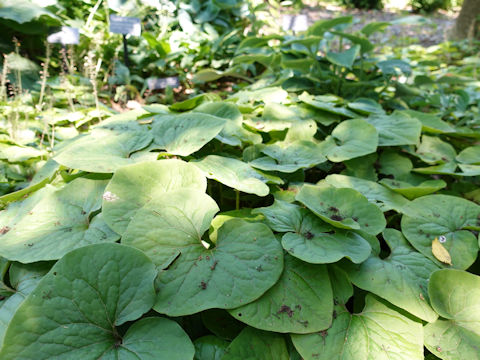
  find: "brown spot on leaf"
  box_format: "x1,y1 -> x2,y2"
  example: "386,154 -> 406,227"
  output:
304,231 -> 314,239
328,206 -> 339,212
210,261 -> 218,271
277,305 -> 294,317
330,214 -> 343,221
199,281 -> 207,290
0,226 -> 10,235
297,320 -> 309,327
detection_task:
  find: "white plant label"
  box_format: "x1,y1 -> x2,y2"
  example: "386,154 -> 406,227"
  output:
282,14 -> 308,32
47,27 -> 80,45
109,15 -> 141,36
147,77 -> 180,90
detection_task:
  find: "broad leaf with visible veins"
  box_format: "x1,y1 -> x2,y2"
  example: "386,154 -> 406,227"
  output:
229,255 -> 333,333
325,174 -> 410,212
222,327 -> 289,360
249,141 -> 327,173
102,159 -> 206,234
401,195 -> 480,269
0,262 -> 51,346
53,126 -> 153,173
292,295 -> 424,360
122,189 -> 219,268
0,244 -> 195,360
343,229 -> 439,322
424,269 -> 480,360
194,335 -> 229,360
365,112 -> 421,146
296,183 -> 386,235
321,119 -> 378,162
0,178 -> 118,263
151,113 -> 225,156
380,178 -> 446,200
193,102 -> 261,146
254,200 -> 372,264
154,218 -> 284,316
193,155 -> 281,197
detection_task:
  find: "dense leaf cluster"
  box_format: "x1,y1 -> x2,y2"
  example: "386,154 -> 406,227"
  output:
0,9 -> 479,360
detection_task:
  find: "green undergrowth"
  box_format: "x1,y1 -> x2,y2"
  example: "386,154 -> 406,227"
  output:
0,15 -> 479,360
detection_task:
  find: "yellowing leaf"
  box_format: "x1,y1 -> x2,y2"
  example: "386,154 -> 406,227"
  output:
432,238 -> 452,265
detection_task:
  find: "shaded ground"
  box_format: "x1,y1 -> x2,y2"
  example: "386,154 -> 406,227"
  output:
285,2 -> 458,46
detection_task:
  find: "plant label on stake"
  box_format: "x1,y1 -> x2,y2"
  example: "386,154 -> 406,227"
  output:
282,14 -> 308,34
47,27 -> 80,74
109,15 -> 141,68
147,77 -> 180,90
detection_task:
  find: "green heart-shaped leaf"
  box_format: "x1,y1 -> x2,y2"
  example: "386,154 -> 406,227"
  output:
326,45 -> 361,69
0,243 -> 182,360
347,98 -> 385,115
151,113 -> 225,156
193,102 -> 261,146
122,189 -> 219,268
193,155 -> 280,197
249,141 -> 327,173
222,327 -> 289,360
344,229 -> 439,322
401,195 -> 480,269
54,124 -> 153,173
456,146 -> 480,165
115,317 -> 195,360
153,218 -> 284,316
402,110 -> 455,134
253,200 -> 331,233
424,269 -> 480,360
282,230 -> 372,265
0,178 -> 119,263
322,119 -> 378,162
243,103 -> 300,132
380,178 -> 446,200
414,135 -> 456,164
102,159 -> 206,234
254,200 -> 372,263
0,262 -> 51,346
194,335 -> 229,360
325,174 -> 410,213
299,92 -> 357,118
292,295 -> 424,360
296,183 -> 386,235
169,93 -> 221,111
229,255 -> 333,333
365,112 -> 421,146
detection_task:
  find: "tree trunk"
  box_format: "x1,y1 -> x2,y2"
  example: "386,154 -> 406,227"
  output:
451,0 -> 480,39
